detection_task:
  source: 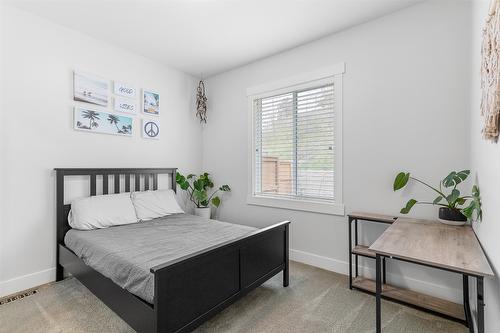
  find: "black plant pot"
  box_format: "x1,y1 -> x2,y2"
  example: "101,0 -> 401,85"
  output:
439,207 -> 467,222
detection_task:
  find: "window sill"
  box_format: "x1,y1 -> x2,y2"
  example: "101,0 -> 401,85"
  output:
246,195 -> 345,216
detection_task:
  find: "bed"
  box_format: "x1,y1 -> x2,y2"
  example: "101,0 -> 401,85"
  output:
56,168 -> 290,333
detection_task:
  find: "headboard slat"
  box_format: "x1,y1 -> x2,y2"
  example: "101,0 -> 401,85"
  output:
103,174 -> 109,195
125,174 -> 131,192
145,174 -> 150,190
153,174 -> 158,190
90,174 -> 97,196
114,174 -> 120,193
135,174 -> 141,191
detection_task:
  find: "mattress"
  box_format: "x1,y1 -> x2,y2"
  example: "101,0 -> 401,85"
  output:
64,213 -> 257,303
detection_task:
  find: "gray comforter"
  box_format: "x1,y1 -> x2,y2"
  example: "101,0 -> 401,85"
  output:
64,214 -> 257,303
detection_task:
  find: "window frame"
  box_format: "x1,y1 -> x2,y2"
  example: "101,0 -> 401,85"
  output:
247,63 -> 345,216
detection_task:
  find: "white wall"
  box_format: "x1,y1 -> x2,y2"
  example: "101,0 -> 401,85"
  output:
203,1 -> 471,302
0,5 -> 202,296
470,1 -> 500,332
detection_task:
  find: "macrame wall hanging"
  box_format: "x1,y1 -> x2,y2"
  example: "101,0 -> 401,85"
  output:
481,0 -> 500,141
196,80 -> 208,123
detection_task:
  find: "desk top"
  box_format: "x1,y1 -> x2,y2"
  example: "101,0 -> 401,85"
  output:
369,217 -> 494,277
348,212 -> 398,224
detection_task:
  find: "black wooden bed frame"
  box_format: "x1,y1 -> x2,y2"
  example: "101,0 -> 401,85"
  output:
55,168 -> 290,333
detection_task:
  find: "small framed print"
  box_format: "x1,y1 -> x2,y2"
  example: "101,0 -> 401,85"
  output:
142,118 -> 160,140
143,90 -> 160,116
114,82 -> 136,98
114,97 -> 137,114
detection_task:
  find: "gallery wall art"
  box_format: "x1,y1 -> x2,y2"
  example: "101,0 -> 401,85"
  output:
74,107 -> 133,136
72,70 -> 162,140
142,118 -> 160,140
73,71 -> 109,106
143,90 -> 160,116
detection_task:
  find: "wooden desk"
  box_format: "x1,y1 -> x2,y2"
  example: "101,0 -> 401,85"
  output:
369,217 -> 493,333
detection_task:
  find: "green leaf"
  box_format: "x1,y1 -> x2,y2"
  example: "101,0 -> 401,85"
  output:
394,172 -> 410,191
443,170 -> 470,188
446,189 -> 460,205
176,173 -> 185,185
219,185 -> 231,192
462,185 -> 482,221
472,184 -> 480,196
193,189 -> 208,202
179,180 -> 190,190
443,171 -> 457,187
461,203 -> 474,218
456,197 -> 466,206
186,174 -> 195,179
200,200 -> 209,207
193,179 -> 203,191
211,196 -> 221,207
433,196 -> 443,204
400,199 -> 417,214
456,170 -> 470,182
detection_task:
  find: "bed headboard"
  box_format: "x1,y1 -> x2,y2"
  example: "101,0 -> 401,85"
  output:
55,168 -> 177,245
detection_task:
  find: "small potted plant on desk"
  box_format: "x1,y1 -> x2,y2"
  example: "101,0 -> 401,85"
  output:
176,171 -> 231,219
393,170 -> 482,225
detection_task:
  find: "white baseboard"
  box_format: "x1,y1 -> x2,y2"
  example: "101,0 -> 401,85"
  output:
290,248 -> 462,303
0,268 -> 56,298
290,248 -> 348,274
0,250 -> 462,303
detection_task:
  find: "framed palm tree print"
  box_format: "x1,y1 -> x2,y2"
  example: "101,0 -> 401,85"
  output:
74,107 -> 133,136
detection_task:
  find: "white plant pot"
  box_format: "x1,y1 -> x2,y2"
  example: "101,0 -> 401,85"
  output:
194,207 -> 211,219
438,218 -> 467,226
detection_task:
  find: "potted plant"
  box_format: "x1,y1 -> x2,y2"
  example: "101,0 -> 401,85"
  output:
393,170 -> 482,225
176,171 -> 231,219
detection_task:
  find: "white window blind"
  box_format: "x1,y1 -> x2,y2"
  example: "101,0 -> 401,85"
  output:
254,83 -> 335,202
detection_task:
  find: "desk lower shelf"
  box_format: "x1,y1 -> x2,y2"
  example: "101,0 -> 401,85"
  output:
352,245 -> 376,258
352,277 -> 465,321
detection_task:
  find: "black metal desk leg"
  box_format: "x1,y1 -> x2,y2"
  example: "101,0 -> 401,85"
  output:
355,219 -> 359,277
477,276 -> 484,333
348,217 -> 353,289
463,275 -> 473,333
382,257 -> 387,284
376,254 -> 382,333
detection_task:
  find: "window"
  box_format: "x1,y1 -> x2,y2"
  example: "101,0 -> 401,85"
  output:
247,64 -> 344,215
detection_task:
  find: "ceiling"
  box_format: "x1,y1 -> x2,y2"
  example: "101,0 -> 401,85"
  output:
4,0 -> 421,77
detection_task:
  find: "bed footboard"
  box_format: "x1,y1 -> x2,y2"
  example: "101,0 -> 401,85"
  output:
151,221 -> 290,333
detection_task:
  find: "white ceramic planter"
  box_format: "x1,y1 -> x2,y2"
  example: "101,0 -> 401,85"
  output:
438,218 -> 467,226
194,207 -> 211,219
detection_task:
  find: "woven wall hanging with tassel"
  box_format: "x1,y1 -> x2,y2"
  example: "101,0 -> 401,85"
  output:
481,0 -> 500,141
196,80 -> 207,123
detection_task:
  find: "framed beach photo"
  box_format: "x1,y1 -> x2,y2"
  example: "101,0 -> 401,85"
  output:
142,118 -> 160,140
74,107 -> 133,136
114,97 -> 137,114
114,81 -> 136,98
73,71 -> 109,106
143,90 -> 160,116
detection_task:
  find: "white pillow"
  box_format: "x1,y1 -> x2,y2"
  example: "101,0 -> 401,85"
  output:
68,192 -> 138,230
131,189 -> 184,221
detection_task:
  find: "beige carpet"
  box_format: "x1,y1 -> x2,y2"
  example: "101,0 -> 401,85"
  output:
0,262 -> 466,333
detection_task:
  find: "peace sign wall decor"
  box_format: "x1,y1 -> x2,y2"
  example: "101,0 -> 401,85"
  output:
142,118 -> 160,140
